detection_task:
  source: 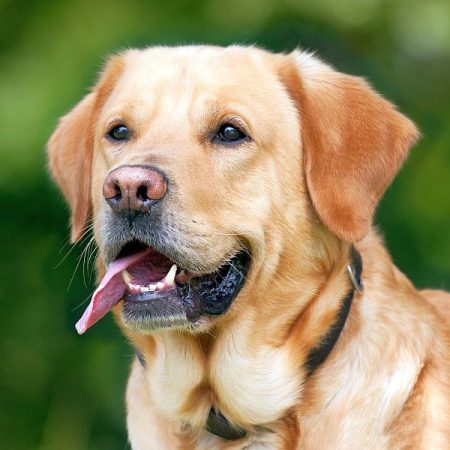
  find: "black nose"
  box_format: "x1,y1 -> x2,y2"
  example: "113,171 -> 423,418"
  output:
102,165 -> 168,214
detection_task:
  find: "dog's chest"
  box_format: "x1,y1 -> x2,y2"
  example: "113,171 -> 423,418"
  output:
209,337 -> 300,425
146,331 -> 300,428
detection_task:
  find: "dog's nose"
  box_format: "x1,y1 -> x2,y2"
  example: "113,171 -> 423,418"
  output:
103,165 -> 168,214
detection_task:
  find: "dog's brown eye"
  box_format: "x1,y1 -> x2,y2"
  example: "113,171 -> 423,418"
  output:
217,124 -> 246,143
108,125 -> 129,141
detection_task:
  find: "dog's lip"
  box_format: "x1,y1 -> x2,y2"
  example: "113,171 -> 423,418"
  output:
121,249 -> 250,331
75,240 -> 250,334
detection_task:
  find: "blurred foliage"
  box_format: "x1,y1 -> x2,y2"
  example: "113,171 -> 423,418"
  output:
0,0 -> 449,449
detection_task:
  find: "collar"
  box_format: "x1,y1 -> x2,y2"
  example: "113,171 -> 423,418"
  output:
206,409 -> 247,441
305,244 -> 363,374
137,246 -> 363,442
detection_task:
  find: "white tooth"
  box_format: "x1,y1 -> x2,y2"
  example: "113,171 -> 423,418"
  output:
156,282 -> 165,290
139,286 -> 150,293
129,283 -> 140,294
122,270 -> 132,284
164,264 -> 177,287
149,284 -> 157,291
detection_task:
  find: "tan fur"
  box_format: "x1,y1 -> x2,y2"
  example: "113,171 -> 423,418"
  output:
48,45 -> 450,449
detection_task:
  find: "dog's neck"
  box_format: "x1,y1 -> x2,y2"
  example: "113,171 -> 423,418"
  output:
123,239 -> 361,441
134,245 -> 362,441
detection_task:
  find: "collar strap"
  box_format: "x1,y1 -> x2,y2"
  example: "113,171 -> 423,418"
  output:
206,409 -> 247,441
305,245 -> 363,375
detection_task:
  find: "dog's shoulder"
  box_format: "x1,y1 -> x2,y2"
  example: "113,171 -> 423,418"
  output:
420,289 -> 450,326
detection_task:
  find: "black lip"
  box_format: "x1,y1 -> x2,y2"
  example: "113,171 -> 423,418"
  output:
121,251 -> 250,331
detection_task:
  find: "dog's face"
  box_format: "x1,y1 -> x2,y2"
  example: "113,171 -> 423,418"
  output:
48,46 -> 418,336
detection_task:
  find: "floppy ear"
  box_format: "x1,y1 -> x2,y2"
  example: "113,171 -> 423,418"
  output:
48,93 -> 96,243
279,51 -> 419,242
47,55 -> 125,243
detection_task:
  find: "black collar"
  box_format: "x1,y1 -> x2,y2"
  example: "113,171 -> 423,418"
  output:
305,244 -> 363,374
206,409 -> 247,441
137,246 -> 363,442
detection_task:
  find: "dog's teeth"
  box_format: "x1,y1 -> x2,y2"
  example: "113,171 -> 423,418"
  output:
139,286 -> 150,293
163,264 -> 178,287
122,270 -> 132,284
149,284 -> 157,291
129,283 -> 141,294
156,282 -> 165,290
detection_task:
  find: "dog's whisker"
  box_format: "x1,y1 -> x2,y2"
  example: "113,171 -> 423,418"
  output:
66,238 -> 94,292
54,223 -> 94,269
57,219 -> 94,255
80,241 -> 90,286
86,245 -> 99,285
81,237 -> 97,287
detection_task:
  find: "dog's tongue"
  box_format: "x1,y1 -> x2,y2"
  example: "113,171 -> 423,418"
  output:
75,249 -> 151,334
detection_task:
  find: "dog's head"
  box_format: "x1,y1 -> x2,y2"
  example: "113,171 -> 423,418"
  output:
48,46 -> 418,335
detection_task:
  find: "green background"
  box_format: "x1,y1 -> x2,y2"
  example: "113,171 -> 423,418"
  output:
1,0 -> 449,449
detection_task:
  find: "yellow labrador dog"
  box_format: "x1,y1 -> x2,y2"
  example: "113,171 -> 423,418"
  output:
48,46 -> 450,449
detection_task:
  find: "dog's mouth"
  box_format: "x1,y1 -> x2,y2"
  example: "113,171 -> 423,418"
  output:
75,241 -> 250,334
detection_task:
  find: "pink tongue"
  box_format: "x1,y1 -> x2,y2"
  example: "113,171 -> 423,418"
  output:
75,249 -> 151,334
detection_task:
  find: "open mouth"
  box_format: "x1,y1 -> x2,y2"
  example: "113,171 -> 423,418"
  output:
75,241 -> 250,334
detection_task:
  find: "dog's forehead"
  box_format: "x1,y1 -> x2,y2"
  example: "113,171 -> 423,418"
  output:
101,46 -> 284,119
125,45 -> 273,86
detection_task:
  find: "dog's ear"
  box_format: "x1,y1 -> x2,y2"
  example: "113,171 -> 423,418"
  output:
48,93 -> 96,242
47,55 -> 125,242
279,51 -> 419,242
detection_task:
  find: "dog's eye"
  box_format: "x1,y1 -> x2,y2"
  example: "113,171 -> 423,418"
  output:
108,125 -> 129,141
216,124 -> 246,143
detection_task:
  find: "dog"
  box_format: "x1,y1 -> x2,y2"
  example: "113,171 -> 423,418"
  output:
48,45 -> 450,449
